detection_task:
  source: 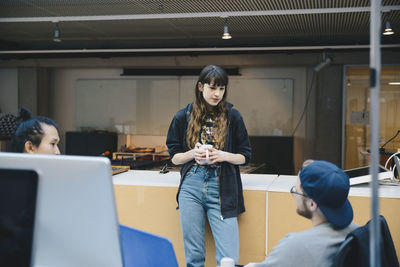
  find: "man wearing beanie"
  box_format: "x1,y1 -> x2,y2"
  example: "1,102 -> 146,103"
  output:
246,160 -> 358,267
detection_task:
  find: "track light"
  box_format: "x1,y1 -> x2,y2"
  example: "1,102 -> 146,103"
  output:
313,52 -> 332,72
383,20 -> 394,35
222,17 -> 232,40
53,22 -> 61,42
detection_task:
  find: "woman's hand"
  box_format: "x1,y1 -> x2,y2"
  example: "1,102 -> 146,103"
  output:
193,142 -> 209,165
209,148 -> 246,165
184,143 -> 245,165
207,147 -> 227,165
171,145 -> 199,165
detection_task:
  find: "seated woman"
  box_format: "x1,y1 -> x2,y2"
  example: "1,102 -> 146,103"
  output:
13,115 -> 60,155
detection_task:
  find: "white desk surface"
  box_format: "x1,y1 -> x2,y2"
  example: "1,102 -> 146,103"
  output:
113,170 -> 276,191
113,170 -> 180,187
113,171 -> 400,198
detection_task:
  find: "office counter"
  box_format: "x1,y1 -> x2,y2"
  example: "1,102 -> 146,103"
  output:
113,171 -> 400,266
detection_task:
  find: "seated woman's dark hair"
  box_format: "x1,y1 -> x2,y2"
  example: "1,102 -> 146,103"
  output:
12,116 -> 59,153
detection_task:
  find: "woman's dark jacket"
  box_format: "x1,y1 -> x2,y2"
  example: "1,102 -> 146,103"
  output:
166,102 -> 251,219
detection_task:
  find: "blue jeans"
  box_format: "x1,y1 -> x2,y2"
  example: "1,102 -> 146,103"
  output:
178,165 -> 239,267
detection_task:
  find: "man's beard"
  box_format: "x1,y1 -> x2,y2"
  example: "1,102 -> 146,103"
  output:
296,198 -> 312,219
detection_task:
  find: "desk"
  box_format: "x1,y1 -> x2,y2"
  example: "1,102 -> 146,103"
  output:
113,171 -> 400,266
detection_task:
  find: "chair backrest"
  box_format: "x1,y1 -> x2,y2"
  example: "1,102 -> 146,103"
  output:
120,224 -> 179,267
331,235 -> 356,267
331,215 -> 399,267
379,215 -> 400,267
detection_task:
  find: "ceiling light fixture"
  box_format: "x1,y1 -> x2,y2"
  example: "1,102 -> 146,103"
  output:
222,17 -> 232,40
383,20 -> 394,35
388,71 -> 400,85
313,51 -> 332,72
53,22 -> 61,42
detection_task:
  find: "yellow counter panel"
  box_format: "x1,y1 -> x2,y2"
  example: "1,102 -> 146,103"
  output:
113,171 -> 400,266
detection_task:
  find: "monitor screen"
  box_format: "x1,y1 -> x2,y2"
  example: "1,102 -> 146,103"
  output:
344,165 -> 393,185
394,156 -> 400,179
0,168 -> 38,267
0,153 -> 123,267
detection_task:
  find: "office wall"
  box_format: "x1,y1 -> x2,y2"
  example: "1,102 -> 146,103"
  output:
49,66 -> 309,171
0,68 -> 18,114
18,68 -> 38,115
74,77 -> 295,136
50,68 -> 122,152
5,50 -> 399,168
315,65 -> 344,165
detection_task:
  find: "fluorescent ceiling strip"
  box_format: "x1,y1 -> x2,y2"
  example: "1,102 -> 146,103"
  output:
0,6 -> 399,23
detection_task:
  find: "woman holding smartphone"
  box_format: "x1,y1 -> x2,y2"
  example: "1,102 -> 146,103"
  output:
166,65 -> 251,267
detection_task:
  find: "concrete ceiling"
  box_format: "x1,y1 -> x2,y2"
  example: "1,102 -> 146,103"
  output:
0,0 -> 399,55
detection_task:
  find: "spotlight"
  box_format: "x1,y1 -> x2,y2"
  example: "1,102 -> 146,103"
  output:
313,52 -> 332,73
53,22 -> 61,42
222,17 -> 232,40
383,21 -> 394,35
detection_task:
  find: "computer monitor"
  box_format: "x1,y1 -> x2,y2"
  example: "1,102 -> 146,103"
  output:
0,168 -> 38,267
394,156 -> 400,179
0,153 -> 123,267
344,165 -> 393,185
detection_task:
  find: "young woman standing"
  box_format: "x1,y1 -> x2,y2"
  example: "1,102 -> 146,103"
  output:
166,65 -> 251,267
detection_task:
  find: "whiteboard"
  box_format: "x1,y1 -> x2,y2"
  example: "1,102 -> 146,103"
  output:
228,77 -> 293,136
75,77 -> 293,136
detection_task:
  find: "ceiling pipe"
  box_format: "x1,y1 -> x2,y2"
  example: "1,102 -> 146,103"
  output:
0,6 -> 399,23
0,44 -> 399,54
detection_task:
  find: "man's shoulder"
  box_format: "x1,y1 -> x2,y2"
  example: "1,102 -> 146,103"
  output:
347,222 -> 359,231
286,222 -> 359,246
285,222 -> 354,241
273,231 -> 308,249
255,223 -> 356,267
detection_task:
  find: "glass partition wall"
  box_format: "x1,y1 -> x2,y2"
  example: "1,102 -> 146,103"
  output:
345,66 -> 400,169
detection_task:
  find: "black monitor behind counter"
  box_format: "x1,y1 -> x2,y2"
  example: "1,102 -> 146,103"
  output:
66,131 -> 117,157
249,136 -> 294,175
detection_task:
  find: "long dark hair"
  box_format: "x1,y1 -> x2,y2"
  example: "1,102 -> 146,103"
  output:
186,65 -> 228,149
12,116 -> 59,152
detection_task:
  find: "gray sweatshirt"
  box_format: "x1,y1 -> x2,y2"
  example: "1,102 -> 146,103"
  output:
250,222 -> 358,267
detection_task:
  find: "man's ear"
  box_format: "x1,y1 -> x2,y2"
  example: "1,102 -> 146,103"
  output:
307,198 -> 319,212
197,82 -> 203,92
24,141 -> 35,154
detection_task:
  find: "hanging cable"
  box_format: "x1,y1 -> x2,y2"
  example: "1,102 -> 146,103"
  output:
380,130 -> 400,152
291,71 -> 316,135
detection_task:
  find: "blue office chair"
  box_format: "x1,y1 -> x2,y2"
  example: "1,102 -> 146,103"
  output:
119,224 -> 179,267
